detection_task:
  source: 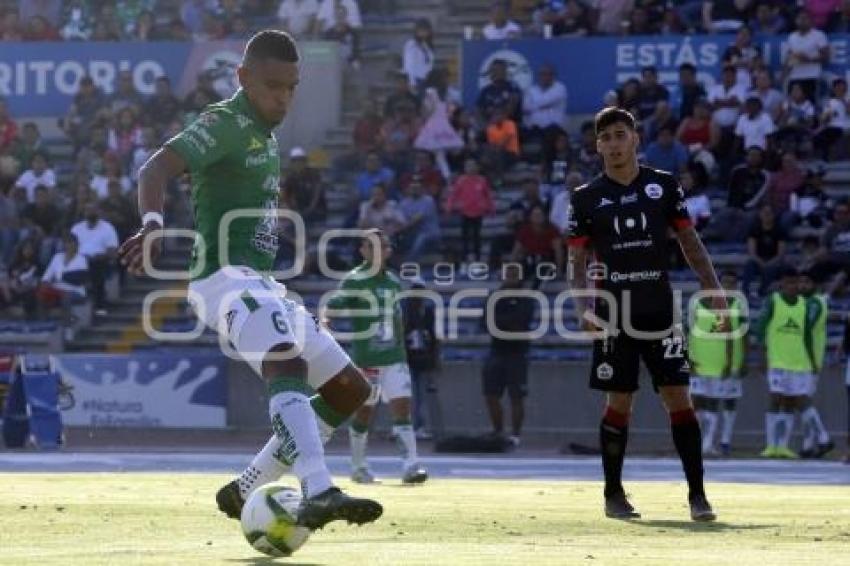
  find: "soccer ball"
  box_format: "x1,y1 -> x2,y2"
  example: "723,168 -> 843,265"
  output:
240,484 -> 312,557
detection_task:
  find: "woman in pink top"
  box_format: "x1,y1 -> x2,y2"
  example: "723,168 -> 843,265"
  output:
445,157 -> 495,262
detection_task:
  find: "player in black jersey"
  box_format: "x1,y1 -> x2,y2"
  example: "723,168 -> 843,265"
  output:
567,107 -> 726,521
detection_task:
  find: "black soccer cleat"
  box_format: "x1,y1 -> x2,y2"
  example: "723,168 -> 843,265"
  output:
216,479 -> 245,520
815,440 -> 835,459
402,463 -> 429,485
297,487 -> 383,530
689,493 -> 717,522
604,492 -> 641,520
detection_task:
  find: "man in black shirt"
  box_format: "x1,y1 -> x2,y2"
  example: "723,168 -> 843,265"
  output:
636,66 -> 670,121
567,107 -> 723,521
481,263 -> 535,448
476,59 -> 523,124
677,63 -> 706,120
742,204 -> 787,298
704,146 -> 768,241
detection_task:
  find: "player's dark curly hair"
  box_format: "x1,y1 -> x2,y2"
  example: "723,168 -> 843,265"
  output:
594,107 -> 636,136
244,30 -> 300,64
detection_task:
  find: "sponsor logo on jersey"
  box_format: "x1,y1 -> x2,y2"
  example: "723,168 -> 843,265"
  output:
620,193 -> 638,205
235,114 -> 251,129
609,270 -> 662,283
596,362 -> 614,380
644,183 -> 663,199
612,212 -> 647,235
597,197 -> 614,208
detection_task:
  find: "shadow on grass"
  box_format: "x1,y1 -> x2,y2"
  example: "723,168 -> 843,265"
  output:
627,520 -> 777,532
224,559 -> 321,566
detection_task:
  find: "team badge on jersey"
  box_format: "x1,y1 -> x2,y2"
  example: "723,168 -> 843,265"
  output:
596,362 -> 614,380
644,183 -> 663,199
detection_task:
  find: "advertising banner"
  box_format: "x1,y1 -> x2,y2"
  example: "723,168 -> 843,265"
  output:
53,352 -> 227,428
462,34 -> 850,115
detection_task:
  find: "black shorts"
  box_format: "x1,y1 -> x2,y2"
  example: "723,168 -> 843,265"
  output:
482,352 -> 529,398
589,316 -> 690,393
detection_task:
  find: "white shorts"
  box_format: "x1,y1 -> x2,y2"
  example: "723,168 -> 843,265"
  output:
767,369 -> 814,397
361,362 -> 413,406
188,266 -> 351,389
690,375 -> 743,399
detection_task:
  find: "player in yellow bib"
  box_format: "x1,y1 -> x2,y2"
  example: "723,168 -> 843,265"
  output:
118,31 -> 382,530
756,268 -> 819,458
689,270 -> 747,456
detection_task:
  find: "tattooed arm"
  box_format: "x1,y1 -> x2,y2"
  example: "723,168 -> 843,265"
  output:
677,225 -> 728,311
567,243 -> 595,331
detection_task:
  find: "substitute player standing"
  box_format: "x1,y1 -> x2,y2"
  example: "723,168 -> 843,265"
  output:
326,229 -> 428,484
118,30 -> 382,530
567,107 -> 724,521
689,270 -> 747,457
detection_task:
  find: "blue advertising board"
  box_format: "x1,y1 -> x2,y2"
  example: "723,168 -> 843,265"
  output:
0,41 -> 247,116
53,352 -> 228,428
462,34 -> 850,115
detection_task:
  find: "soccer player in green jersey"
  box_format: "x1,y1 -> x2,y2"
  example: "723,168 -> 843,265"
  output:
797,270 -> 834,458
689,270 -> 747,457
325,229 -> 428,484
118,30 -> 382,530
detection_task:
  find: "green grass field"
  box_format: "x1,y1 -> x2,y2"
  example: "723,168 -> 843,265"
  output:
0,474 -> 848,565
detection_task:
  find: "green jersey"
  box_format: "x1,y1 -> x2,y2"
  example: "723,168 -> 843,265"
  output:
688,297 -> 745,378
805,293 -> 828,371
328,264 -> 406,368
166,89 -> 281,281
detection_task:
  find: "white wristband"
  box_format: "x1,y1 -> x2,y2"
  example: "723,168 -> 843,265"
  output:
142,211 -> 164,227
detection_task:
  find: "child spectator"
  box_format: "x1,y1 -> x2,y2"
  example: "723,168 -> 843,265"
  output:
414,83 -> 463,181
484,106 -> 520,181
445,158 -> 495,265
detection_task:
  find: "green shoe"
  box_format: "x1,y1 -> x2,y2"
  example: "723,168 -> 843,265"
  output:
774,447 -> 799,459
759,446 -> 777,458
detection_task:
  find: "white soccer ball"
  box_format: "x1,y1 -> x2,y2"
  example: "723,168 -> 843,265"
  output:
240,484 -> 312,557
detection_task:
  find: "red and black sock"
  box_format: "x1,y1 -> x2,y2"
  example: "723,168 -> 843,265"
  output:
670,408 -> 705,499
599,407 -> 629,498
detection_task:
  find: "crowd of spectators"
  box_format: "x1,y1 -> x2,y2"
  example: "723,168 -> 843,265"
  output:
7,0 -> 850,328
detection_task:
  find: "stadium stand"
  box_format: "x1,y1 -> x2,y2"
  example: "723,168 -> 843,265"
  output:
1,0 -> 850,368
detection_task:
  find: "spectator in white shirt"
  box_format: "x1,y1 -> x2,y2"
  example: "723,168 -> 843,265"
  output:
71,204 -> 118,311
38,232 -> 89,327
707,65 -> 747,129
40,233 -> 88,301
814,77 -> 850,159
277,0 -> 319,38
402,19 -> 434,90
316,0 -> 361,32
681,165 -> 711,232
14,152 -> 56,203
785,11 -> 829,103
775,82 -> 816,152
523,64 -> 567,164
549,171 -> 583,233
735,96 -> 776,153
749,69 -> 785,122
482,3 -> 522,40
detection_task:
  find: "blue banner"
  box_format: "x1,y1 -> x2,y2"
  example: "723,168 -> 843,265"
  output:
53,352 -> 228,428
0,41 -> 247,116
462,34 -> 850,115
